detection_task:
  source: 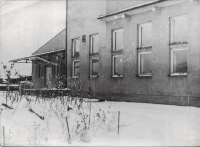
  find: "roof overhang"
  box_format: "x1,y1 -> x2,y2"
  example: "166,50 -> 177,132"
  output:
97,0 -> 187,21
9,56 -> 58,66
32,48 -> 65,56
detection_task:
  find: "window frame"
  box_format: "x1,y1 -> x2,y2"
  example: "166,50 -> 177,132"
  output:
90,34 -> 99,55
89,57 -> 99,77
138,50 -> 152,76
169,15 -> 188,76
112,28 -> 123,52
112,54 -> 123,77
170,45 -> 188,76
39,64 -> 43,78
72,60 -> 80,78
138,22 -> 152,48
170,15 -> 188,45
137,22 -> 152,77
72,38 -> 80,58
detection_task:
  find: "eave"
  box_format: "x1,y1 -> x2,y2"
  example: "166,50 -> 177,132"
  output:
97,0 -> 187,22
9,56 -> 58,66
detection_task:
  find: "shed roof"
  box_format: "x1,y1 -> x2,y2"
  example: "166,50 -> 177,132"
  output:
32,28 -> 66,55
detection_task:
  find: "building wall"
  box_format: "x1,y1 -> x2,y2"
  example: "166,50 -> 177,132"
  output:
67,1 -> 106,92
66,1 -> 200,107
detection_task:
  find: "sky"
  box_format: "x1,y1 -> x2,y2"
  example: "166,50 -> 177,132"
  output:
0,0 -> 66,77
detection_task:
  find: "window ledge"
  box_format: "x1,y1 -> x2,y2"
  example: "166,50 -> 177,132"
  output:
170,42 -> 188,49
89,53 -> 99,56
169,73 -> 187,76
112,49 -> 123,53
72,76 -> 79,79
170,42 -> 188,46
137,46 -> 152,50
89,75 -> 99,78
111,75 -> 123,78
137,74 -> 152,77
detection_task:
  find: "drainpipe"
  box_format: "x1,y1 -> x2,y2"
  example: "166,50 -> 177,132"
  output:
65,0 -> 68,88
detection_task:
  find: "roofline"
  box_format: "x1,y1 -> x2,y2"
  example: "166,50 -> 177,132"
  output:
97,0 -> 186,21
33,48 -> 65,56
9,56 -> 59,66
98,0 -> 162,20
32,28 -> 66,55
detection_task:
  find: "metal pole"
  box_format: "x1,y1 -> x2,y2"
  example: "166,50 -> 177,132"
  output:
65,0 -> 68,86
118,111 -> 120,134
3,126 -> 5,146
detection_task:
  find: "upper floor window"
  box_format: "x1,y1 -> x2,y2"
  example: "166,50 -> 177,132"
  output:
90,34 -> 99,54
170,15 -> 188,44
112,29 -> 123,51
72,38 -> 80,58
139,22 -> 152,47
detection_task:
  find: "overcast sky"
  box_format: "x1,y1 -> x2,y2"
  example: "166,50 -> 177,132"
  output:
0,0 -> 66,77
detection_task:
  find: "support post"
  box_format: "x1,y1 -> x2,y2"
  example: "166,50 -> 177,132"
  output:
3,126 -> 5,146
66,117 -> 71,141
118,111 -> 120,134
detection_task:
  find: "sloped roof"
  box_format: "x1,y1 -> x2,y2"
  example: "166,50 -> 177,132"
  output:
32,29 -> 66,55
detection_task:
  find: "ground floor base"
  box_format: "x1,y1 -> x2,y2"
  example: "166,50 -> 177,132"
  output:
23,89 -> 200,108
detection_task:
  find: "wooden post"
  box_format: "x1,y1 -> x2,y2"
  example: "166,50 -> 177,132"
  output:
89,97 -> 91,127
118,111 -> 120,134
66,117 -> 71,141
3,126 -> 5,146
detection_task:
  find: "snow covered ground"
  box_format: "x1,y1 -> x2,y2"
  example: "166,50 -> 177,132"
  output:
0,91 -> 200,146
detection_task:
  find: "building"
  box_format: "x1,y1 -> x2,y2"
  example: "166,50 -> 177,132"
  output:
10,0 -> 200,107
10,29 -> 66,89
65,0 -> 200,107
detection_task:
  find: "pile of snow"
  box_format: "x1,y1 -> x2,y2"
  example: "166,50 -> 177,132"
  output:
0,91 -> 200,146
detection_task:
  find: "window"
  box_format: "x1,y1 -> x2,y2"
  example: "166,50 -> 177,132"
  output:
112,55 -> 123,77
72,60 -> 79,77
90,58 -> 99,76
170,15 -> 188,75
90,34 -> 99,54
72,38 -> 80,58
61,63 -> 65,75
72,38 -> 80,78
113,29 -> 123,51
138,51 -> 152,75
170,15 -> 188,44
89,34 -> 99,78
112,29 -> 123,77
138,22 -> 152,76
39,65 -> 43,78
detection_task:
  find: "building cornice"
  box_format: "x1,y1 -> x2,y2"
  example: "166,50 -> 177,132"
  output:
97,0 -> 187,21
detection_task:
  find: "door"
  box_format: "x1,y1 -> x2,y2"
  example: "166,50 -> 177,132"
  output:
46,66 -> 52,88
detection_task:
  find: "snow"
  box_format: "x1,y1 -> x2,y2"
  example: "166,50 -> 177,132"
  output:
0,91 -> 200,146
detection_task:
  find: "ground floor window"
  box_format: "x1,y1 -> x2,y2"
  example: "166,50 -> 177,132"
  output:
138,47 -> 152,76
171,47 -> 187,74
72,60 -> 79,78
139,52 -> 152,75
90,58 -> 99,77
112,55 -> 123,77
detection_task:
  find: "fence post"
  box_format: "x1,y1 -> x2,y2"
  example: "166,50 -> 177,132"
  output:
3,126 -> 5,146
66,117 -> 71,141
118,111 -> 120,135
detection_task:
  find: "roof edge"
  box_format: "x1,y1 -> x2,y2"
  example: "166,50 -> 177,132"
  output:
32,28 -> 66,55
